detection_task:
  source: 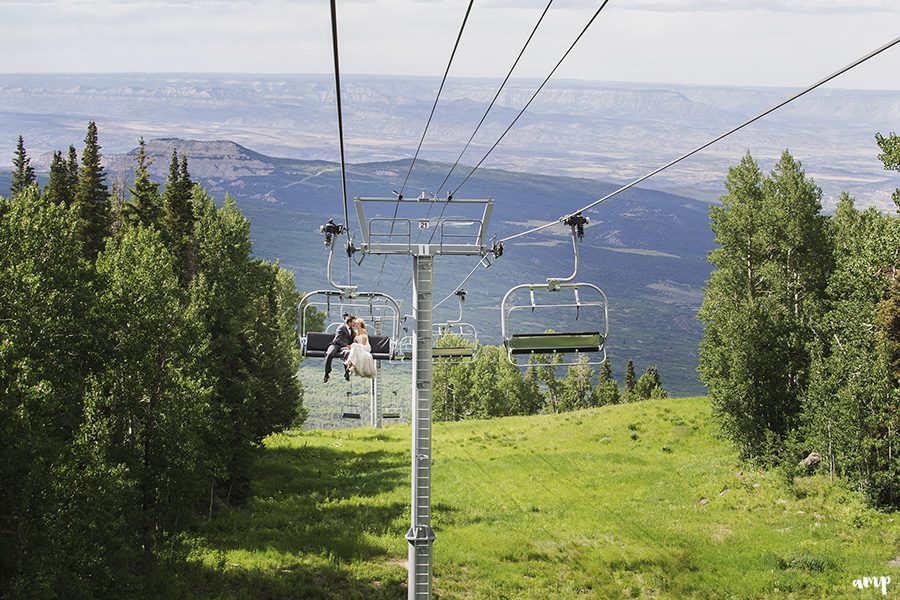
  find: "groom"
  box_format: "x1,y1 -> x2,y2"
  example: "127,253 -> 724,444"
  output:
324,313 -> 355,383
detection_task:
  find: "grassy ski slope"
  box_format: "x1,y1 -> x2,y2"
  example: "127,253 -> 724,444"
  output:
177,397 -> 899,599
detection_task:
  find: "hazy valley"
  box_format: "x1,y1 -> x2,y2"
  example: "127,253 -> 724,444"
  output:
2,73 -> 898,210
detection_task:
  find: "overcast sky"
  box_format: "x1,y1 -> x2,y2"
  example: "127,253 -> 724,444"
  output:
1,0 -> 899,90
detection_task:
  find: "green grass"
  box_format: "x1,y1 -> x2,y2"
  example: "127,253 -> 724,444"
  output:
173,397 -> 899,599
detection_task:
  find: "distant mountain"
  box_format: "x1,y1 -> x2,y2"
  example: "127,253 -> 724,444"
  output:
1,73 -> 897,211
104,139 -> 280,181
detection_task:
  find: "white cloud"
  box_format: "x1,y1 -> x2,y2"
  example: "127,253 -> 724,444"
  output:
623,0 -> 899,12
484,0 -> 900,12
0,0 -> 898,91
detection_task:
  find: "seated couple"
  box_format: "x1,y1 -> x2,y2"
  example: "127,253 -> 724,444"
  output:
323,313 -> 376,382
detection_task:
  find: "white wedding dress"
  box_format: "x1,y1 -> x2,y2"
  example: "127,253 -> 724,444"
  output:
346,335 -> 376,379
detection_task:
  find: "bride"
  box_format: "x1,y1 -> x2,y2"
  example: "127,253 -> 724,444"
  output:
345,318 -> 376,379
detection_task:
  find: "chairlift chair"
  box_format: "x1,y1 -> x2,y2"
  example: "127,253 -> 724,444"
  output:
382,405 -> 402,420
341,387 -> 364,420
395,335 -> 414,361
298,219 -> 402,361
300,297 -> 398,360
341,405 -> 363,420
501,214 -> 609,368
377,387 -> 401,420
432,289 -> 479,363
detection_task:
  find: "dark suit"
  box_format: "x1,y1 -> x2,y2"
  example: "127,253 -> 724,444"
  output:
325,324 -> 354,377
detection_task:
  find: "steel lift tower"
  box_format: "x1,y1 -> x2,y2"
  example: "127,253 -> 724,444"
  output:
353,196 -> 493,600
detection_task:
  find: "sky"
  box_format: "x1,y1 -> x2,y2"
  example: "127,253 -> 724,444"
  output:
0,0 -> 899,90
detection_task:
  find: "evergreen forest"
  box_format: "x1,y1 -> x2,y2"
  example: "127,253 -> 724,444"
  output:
2,125 -> 305,596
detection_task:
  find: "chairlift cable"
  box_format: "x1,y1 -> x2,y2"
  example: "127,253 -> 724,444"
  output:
374,0 -> 476,291
393,0 -> 604,287
449,0 -> 612,197
434,0 -> 556,198
419,0 -> 592,275
434,259 -> 487,310
421,0 -> 558,252
500,33 -> 900,244
435,33 -> 900,297
329,0 -> 352,283
398,0 -> 474,198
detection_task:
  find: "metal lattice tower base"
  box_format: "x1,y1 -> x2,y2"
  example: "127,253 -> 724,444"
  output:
406,255 -> 436,599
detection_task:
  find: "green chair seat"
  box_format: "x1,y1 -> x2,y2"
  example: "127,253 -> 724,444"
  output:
506,332 -> 603,355
432,346 -> 476,359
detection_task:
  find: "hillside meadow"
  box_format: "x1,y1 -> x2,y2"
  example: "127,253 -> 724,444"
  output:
169,396 -> 899,599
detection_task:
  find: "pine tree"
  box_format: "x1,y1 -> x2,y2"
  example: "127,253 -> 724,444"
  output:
592,379 -> 620,406
599,357 -> 613,383
163,149 -> 180,220
635,366 -> 668,400
163,149 -> 195,285
73,122 -> 110,259
10,135 -> 37,196
179,153 -> 192,196
66,144 -> 79,191
125,138 -> 163,229
44,151 -> 73,206
624,360 -> 636,400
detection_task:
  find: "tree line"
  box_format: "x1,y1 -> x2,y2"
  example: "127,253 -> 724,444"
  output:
699,142 -> 899,509
432,335 -> 668,421
1,127 -> 305,597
